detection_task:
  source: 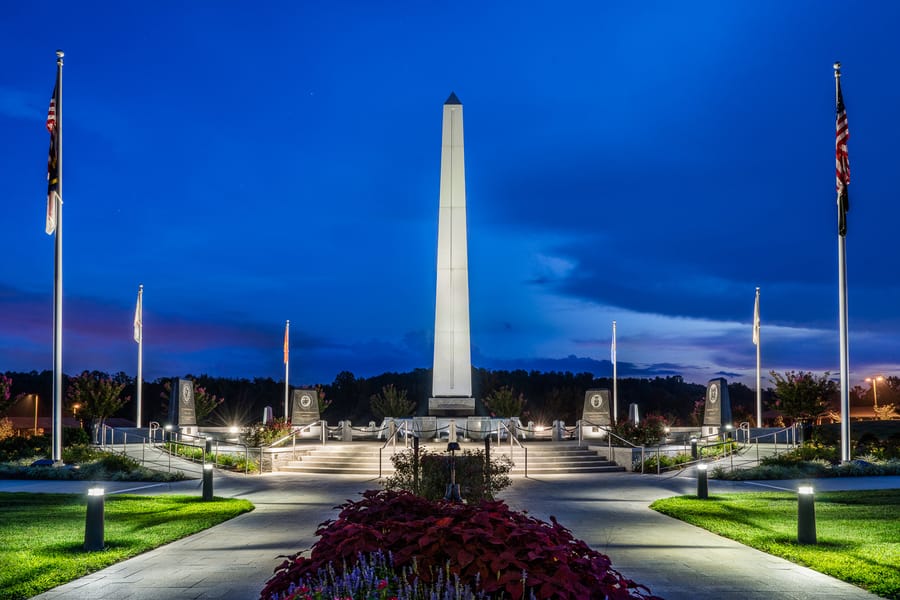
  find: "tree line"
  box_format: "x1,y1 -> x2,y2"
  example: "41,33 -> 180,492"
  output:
3,368 -> 894,430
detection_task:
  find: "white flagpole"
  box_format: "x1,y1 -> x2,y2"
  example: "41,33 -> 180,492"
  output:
754,287 -> 761,427
284,320 -> 290,420
134,285 -> 143,428
51,50 -> 64,463
835,62 -> 851,463
612,320 -> 618,424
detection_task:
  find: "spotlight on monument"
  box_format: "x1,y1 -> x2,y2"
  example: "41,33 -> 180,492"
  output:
84,487 -> 105,551
797,486 -> 816,544
696,464 -> 709,499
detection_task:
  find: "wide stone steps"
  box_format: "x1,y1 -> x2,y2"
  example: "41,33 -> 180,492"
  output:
273,442 -> 625,476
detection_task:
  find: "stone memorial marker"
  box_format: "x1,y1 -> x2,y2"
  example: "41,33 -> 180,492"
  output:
582,389 -> 612,425
290,389 -> 320,425
168,379 -> 196,427
703,377 -> 733,427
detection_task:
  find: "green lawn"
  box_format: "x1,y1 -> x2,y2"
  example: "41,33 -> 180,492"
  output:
651,490 -> 900,599
0,492 -> 254,600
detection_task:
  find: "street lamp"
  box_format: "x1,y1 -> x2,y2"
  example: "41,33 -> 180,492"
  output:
865,376 -> 885,409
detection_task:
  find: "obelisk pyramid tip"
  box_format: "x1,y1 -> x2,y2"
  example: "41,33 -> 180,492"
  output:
444,92 -> 462,105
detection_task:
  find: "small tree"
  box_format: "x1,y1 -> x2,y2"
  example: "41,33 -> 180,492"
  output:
160,380 -> 225,424
768,370 -> 837,423
0,374 -> 14,416
370,384 -> 416,419
483,386 -> 526,418
67,371 -> 130,434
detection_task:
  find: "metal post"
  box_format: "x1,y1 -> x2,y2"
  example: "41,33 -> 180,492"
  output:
413,436 -> 419,494
84,487 -> 105,551
697,464 -> 709,499
484,436 -> 491,498
691,437 -> 698,460
202,463 -> 214,501
798,486 -> 816,544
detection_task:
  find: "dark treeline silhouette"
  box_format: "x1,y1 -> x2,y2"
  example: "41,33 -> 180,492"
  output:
3,368 -> 769,427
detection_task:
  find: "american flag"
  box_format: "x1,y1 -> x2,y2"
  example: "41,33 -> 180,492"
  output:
46,78 -> 60,235
835,76 -> 850,236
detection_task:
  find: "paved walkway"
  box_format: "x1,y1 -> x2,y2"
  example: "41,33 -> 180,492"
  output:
3,467 -> 896,600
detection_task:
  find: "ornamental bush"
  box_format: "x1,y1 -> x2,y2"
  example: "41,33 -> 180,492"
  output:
261,490 -> 661,600
384,448 -> 512,502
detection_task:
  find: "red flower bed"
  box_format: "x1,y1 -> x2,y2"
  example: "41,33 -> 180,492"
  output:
261,490 -> 660,600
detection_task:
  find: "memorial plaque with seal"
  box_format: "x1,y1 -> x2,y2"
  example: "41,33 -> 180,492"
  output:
703,377 -> 732,426
582,389 -> 611,425
168,378 -> 196,426
291,389 -> 320,425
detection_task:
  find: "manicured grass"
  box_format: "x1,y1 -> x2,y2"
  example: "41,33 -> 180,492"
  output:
651,490 -> 900,599
0,492 -> 254,600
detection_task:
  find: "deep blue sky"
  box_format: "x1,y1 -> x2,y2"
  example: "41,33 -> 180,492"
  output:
2,1 -> 898,392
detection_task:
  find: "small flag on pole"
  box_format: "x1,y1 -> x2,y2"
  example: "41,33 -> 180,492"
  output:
835,73 -> 850,236
45,77 -> 60,235
752,289 -> 760,345
283,321 -> 289,365
611,324 -> 616,363
133,287 -> 142,343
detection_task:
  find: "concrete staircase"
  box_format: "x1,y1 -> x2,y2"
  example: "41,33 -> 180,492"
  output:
502,442 -> 625,475
273,441 -> 624,476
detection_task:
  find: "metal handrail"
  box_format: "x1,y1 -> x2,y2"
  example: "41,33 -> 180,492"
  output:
378,420 -> 410,478
577,419 -> 648,473
497,421 -> 528,477
160,429 -> 254,474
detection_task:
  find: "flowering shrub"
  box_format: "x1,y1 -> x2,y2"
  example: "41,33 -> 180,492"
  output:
271,550 -> 503,599
261,490 -> 660,600
245,417 -> 292,446
611,413 -> 668,446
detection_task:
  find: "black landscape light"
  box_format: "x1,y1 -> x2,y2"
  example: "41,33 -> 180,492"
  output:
696,463 -> 709,499
202,463 -> 214,501
797,486 -> 816,544
84,487 -> 105,551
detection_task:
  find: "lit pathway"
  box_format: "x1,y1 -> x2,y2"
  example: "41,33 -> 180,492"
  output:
4,465 -> 895,599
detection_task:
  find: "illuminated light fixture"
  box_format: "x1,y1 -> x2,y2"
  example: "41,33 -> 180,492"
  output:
697,463 -> 708,471
798,485 -> 814,495
87,487 -> 104,496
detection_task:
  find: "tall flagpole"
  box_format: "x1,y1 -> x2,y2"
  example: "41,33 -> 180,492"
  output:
612,320 -> 618,424
284,320 -> 290,420
754,287 -> 761,427
134,285 -> 143,428
834,62 -> 851,463
51,50 -> 64,464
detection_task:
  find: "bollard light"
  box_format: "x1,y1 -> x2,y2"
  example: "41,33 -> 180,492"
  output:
798,486 -> 816,544
84,487 -> 105,551
202,463 -> 214,501
696,463 -> 709,499
204,436 -> 212,456
690,436 -> 699,460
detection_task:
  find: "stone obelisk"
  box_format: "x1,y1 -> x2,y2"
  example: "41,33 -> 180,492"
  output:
429,92 -> 475,416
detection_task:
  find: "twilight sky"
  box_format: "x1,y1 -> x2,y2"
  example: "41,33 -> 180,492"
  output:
1,1 -> 898,392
